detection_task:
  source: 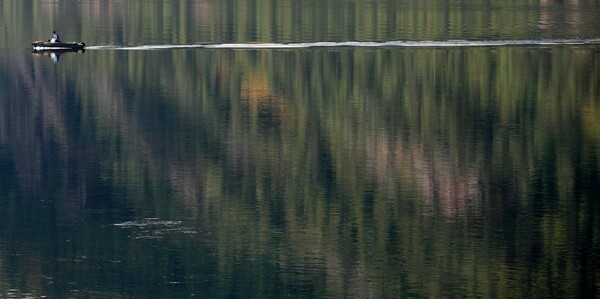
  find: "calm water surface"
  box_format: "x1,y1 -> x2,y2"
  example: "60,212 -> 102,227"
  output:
1,0 -> 599,298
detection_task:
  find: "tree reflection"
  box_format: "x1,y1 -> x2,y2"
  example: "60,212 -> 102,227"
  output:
1,0 -> 599,295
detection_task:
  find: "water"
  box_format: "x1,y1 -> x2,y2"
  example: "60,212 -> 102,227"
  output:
86,38 -> 600,50
1,0 -> 600,298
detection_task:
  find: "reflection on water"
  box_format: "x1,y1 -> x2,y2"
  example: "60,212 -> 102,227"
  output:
32,49 -> 85,64
1,0 -> 600,297
2,44 -> 598,298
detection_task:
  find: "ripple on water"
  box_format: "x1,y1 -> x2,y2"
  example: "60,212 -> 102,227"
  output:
113,218 -> 197,240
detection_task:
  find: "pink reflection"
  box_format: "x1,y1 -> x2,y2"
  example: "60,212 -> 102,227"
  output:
369,134 -> 481,218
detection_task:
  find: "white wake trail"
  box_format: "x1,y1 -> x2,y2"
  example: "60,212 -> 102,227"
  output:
86,39 -> 600,50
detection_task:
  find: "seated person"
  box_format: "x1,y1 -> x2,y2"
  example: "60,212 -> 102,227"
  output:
51,31 -> 60,43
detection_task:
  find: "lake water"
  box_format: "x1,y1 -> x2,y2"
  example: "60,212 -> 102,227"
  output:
1,0 -> 600,298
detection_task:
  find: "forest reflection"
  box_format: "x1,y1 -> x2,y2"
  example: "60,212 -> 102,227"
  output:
2,44 -> 599,297
5,0 -> 600,49
5,46 -> 599,221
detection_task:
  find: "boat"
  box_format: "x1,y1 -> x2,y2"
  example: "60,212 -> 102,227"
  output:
31,40 -> 85,51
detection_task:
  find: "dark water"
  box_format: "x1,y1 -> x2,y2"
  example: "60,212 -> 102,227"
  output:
1,0 -> 600,298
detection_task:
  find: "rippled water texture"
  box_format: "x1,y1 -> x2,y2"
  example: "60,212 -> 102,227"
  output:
1,0 -> 599,298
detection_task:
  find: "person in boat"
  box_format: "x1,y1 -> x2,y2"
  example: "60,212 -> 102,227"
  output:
51,30 -> 60,43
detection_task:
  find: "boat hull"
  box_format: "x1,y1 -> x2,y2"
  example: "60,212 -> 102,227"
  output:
31,41 -> 85,51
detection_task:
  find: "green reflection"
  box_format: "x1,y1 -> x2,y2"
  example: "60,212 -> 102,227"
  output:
1,0 -> 599,297
3,0 -> 600,48
2,44 -> 599,297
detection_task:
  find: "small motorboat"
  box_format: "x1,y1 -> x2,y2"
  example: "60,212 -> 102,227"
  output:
31,40 -> 85,51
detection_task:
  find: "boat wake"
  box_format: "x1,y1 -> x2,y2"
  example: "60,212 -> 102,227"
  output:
86,39 -> 600,50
